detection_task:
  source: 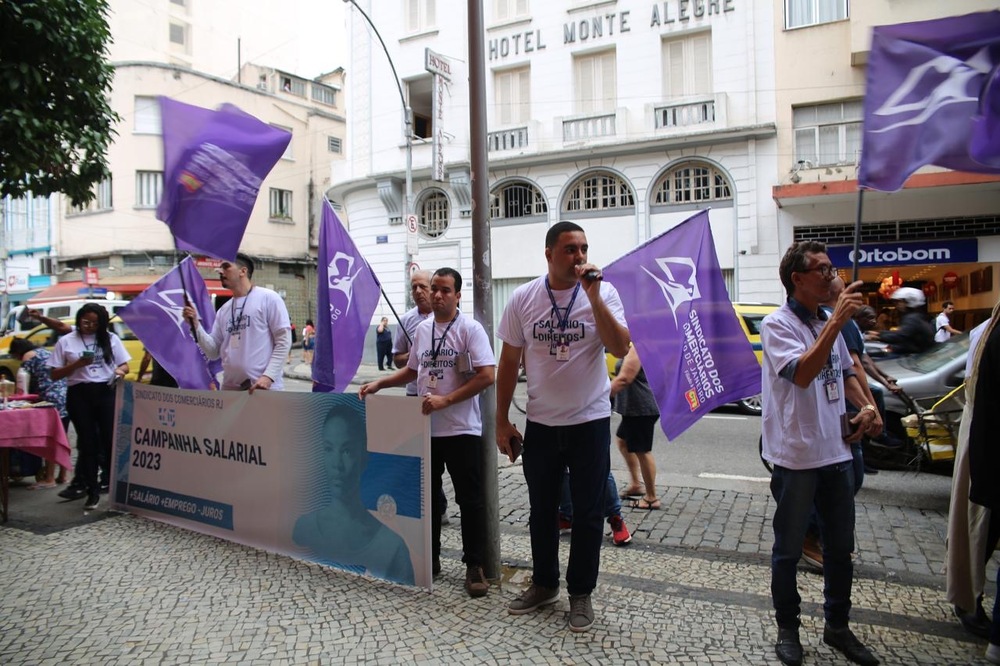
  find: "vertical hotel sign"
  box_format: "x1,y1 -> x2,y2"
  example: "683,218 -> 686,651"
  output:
425,48 -> 451,183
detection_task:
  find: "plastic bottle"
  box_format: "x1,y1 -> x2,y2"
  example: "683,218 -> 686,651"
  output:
16,365 -> 30,395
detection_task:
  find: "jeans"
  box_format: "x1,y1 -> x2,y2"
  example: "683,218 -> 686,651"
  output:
523,418 -> 610,595
558,471 -> 621,520
431,434 -> 485,567
771,461 -> 856,630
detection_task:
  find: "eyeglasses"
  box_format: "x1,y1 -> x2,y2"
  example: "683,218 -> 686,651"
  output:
800,265 -> 838,278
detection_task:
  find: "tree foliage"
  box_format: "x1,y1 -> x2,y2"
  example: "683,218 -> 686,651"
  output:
0,0 -> 121,206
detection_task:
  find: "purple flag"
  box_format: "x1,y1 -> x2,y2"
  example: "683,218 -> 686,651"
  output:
118,257 -> 222,389
603,211 -> 760,440
858,11 -> 1000,192
156,97 -> 291,260
313,201 -> 381,392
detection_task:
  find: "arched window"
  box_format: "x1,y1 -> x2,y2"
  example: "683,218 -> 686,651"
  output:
418,190 -> 450,239
563,171 -> 634,212
653,162 -> 732,206
489,181 -> 547,222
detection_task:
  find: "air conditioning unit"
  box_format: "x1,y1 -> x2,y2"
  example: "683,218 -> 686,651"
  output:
39,257 -> 54,275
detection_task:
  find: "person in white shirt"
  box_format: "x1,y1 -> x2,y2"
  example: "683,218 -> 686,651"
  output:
48,303 -> 131,510
183,253 -> 291,392
392,270 -> 433,396
935,301 -> 961,343
360,268 -> 495,598
495,221 -> 630,633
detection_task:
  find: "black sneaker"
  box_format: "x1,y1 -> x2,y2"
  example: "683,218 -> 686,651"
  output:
58,485 -> 87,501
84,492 -> 100,511
99,483 -> 110,494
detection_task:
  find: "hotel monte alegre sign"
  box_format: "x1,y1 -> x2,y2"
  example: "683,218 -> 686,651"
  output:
487,0 -> 736,62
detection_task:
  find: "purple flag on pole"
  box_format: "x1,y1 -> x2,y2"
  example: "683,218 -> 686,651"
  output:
858,11 -> 1000,192
118,257 -> 222,390
156,97 -> 291,260
603,211 -> 761,440
313,201 -> 381,392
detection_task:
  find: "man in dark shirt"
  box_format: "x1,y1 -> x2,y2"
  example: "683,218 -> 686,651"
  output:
865,287 -> 933,355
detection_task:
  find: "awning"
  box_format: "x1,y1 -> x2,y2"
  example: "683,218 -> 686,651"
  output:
28,278 -> 231,304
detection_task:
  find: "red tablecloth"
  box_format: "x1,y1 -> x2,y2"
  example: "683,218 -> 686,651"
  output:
0,406 -> 72,470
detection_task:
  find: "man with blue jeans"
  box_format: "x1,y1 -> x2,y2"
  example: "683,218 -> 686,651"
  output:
495,221 -> 630,632
761,241 -> 881,666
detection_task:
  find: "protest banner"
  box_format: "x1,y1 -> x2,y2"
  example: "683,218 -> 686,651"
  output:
111,386 -> 431,588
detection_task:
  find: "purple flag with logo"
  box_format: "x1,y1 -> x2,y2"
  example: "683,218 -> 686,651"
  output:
118,257 -> 222,390
313,201 -> 381,392
156,97 -> 291,260
603,211 -> 760,440
858,11 -> 1000,192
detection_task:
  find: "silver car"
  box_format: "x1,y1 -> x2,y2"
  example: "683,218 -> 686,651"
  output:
878,333 -> 970,418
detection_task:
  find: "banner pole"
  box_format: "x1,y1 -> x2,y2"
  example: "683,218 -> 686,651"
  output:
380,285 -> 412,346
851,190 -> 865,283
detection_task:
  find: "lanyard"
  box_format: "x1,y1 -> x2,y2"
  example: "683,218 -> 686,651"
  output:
431,314 -> 459,364
805,315 -> 834,371
80,334 -> 97,352
544,277 -> 580,332
230,287 -> 253,335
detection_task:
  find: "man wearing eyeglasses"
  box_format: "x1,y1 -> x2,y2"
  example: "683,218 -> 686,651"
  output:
761,241 -> 881,666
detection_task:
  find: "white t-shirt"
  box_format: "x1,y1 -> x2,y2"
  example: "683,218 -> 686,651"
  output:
49,330 -> 131,386
497,276 -> 626,426
205,286 -> 291,390
760,304 -> 854,471
393,306 -> 432,396
934,312 -> 952,343
407,313 -> 495,437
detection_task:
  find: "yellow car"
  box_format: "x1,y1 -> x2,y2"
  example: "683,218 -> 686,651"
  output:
731,302 -> 779,414
0,317 -> 147,383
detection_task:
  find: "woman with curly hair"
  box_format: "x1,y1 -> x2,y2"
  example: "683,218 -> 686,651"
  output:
49,303 -> 130,510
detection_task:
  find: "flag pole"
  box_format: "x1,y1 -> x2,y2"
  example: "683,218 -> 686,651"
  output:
851,189 -> 865,282
379,285 -> 412,346
173,241 -> 200,340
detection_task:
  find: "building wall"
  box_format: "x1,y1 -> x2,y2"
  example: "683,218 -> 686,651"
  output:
332,0 -> 782,317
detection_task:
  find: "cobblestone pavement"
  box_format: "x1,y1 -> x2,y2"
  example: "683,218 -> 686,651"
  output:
0,360 -> 995,664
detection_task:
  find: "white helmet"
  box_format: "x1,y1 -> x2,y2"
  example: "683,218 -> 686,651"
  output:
891,286 -> 925,307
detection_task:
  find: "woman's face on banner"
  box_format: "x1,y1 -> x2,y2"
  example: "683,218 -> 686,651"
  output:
322,414 -> 366,495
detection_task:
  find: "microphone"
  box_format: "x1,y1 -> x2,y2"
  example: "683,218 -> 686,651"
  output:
583,270 -> 601,281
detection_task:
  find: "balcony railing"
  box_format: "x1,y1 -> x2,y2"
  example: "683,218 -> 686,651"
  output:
562,113 -> 616,142
654,99 -> 716,129
488,126 -> 529,152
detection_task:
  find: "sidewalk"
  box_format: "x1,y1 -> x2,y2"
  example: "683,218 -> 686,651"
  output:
0,355 -> 994,663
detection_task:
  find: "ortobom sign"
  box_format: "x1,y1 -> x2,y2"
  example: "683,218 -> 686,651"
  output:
826,238 -> 978,267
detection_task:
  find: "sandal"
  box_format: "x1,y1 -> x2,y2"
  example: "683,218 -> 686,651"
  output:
631,497 -> 661,510
28,481 -> 57,490
619,485 -> 644,499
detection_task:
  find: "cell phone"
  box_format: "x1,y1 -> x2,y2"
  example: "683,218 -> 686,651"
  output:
508,435 -> 523,463
81,351 -> 95,359
840,413 -> 858,440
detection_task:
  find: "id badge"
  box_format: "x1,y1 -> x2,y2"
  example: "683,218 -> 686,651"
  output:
824,380 -> 839,402
556,343 -> 570,362
230,334 -> 241,350
87,364 -> 102,378
428,371 -> 439,389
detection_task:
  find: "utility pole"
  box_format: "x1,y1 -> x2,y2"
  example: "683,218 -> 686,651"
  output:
467,0 -> 498,581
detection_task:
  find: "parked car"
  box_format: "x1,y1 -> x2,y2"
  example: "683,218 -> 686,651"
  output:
730,302 -> 778,415
878,333 -> 970,421
0,317 -> 147,382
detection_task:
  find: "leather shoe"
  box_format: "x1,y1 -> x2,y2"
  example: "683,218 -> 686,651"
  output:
823,625 -> 879,666
955,603 -> 991,640
775,627 -> 803,666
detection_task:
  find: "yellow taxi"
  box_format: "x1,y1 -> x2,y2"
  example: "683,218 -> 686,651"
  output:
0,317 -> 147,382
730,302 -> 778,414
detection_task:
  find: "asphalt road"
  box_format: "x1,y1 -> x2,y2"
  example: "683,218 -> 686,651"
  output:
284,376 -> 954,514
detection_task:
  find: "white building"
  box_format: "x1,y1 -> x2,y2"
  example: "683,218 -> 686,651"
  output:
18,0 -> 348,326
332,0 -> 779,330
771,0 -> 1000,328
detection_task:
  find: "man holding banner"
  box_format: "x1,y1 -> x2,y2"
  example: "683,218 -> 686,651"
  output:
761,242 -> 880,666
360,268 -> 495,598
496,221 -> 630,633
184,253 -> 290,392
